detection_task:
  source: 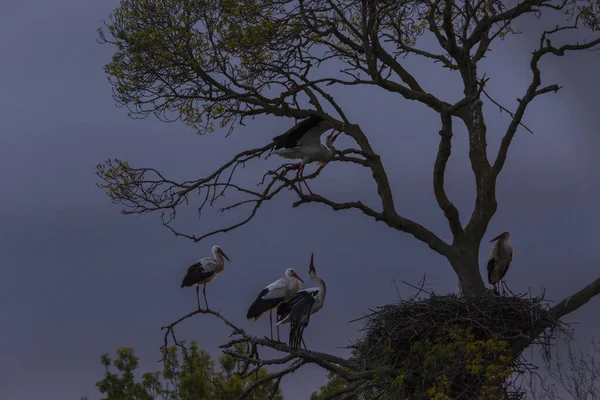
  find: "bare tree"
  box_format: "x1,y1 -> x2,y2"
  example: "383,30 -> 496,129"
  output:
97,0 -> 600,398
529,336 -> 600,400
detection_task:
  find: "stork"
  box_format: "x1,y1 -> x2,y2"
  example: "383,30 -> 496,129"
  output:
180,245 -> 231,311
487,232 -> 514,296
246,268 -> 305,341
270,116 -> 341,195
276,252 -> 327,351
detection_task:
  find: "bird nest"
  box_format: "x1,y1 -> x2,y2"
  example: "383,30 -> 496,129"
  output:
350,292 -> 565,399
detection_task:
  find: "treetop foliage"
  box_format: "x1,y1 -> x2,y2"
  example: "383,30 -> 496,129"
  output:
83,341 -> 282,400
100,0 -> 600,136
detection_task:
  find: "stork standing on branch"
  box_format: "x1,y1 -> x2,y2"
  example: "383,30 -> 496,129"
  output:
246,268 -> 304,341
487,232 -> 514,296
180,245 -> 231,310
270,116 -> 341,195
276,252 -> 327,351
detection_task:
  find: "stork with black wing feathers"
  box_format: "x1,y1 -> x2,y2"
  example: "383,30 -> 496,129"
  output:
180,245 -> 231,310
246,268 -> 305,341
487,231 -> 514,296
276,252 -> 327,351
271,116 -> 341,195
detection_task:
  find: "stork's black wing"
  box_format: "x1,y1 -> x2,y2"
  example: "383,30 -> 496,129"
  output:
246,287 -> 287,320
497,252 -> 513,281
288,294 -> 316,350
272,116 -> 329,149
181,259 -> 216,287
277,290 -> 309,323
487,258 -> 496,285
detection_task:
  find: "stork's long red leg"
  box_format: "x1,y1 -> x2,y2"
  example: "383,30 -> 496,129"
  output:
195,285 -> 201,310
298,165 -> 315,195
296,163 -> 315,196
203,283 -> 209,310
269,310 -> 274,340
295,163 -> 305,195
277,325 -> 280,342
303,180 -> 314,196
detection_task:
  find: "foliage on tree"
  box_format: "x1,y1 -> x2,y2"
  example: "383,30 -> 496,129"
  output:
83,342 -> 283,400
311,327 -> 514,399
95,0 -> 600,398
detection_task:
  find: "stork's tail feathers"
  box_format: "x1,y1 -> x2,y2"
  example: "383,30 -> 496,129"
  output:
289,325 -> 306,351
180,275 -> 196,288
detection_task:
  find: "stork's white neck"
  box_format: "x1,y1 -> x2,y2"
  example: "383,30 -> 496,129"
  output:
311,274 -> 326,301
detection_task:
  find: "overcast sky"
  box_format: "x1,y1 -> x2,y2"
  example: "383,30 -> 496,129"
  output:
1,1 -> 599,399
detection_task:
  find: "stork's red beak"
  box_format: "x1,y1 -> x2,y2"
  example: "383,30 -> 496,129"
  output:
292,271 -> 304,284
489,234 -> 503,243
309,252 -> 316,274
328,129 -> 342,140
219,249 -> 231,262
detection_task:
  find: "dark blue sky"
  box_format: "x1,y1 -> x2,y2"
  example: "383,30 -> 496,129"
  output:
1,1 -> 599,399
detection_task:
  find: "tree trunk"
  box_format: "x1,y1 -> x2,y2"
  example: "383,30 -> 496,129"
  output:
449,245 -> 486,296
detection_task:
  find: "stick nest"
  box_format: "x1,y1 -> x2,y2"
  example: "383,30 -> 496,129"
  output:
351,292 -> 565,398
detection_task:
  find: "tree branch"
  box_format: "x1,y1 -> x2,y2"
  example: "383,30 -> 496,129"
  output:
291,190 -> 452,257
98,127 -> 451,256
512,276 -> 600,357
159,307 -> 400,400
492,31 -> 600,176
482,88 -> 535,135
467,0 -> 556,49
550,276 -> 600,321
433,113 -> 464,239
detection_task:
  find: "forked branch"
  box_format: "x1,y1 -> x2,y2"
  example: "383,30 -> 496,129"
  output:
97,136 -> 452,255
493,26 -> 600,176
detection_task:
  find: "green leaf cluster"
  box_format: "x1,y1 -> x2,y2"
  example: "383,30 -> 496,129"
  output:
312,327 -> 513,400
82,341 -> 283,400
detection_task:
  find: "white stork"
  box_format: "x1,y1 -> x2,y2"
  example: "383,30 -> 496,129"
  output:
181,245 -> 231,310
276,252 -> 327,351
246,268 -> 305,341
271,116 -> 341,195
487,231 -> 514,295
